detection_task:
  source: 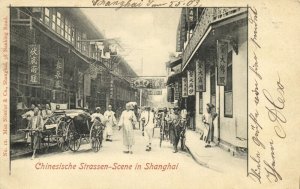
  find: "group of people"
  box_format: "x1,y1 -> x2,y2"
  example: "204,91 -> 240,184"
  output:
21,104 -> 53,159
117,104 -> 188,154
21,100 -> 217,159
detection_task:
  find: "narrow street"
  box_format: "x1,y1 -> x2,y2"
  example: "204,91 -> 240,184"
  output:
9,127 -> 223,189
7,7 -> 250,189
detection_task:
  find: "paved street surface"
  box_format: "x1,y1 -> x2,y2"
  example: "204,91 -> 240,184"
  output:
7,127 -> 251,189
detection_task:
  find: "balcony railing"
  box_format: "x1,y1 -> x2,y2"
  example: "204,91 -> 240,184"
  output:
182,8 -> 247,69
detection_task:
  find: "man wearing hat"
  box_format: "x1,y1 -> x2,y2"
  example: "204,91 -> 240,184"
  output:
168,106 -> 186,153
91,107 -> 107,125
141,106 -> 155,151
202,103 -> 218,148
104,105 -> 117,141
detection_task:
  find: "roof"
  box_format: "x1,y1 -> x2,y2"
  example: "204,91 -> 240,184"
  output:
166,72 -> 184,85
166,58 -> 182,68
62,8 -> 104,39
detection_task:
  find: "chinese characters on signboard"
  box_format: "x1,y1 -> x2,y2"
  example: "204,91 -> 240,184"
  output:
146,89 -> 162,95
54,57 -> 64,88
174,81 -> 179,100
182,77 -> 188,97
196,59 -> 206,92
217,41 -> 228,86
131,78 -> 165,89
187,70 -> 195,96
167,86 -> 172,102
28,44 -> 40,84
110,75 -> 114,99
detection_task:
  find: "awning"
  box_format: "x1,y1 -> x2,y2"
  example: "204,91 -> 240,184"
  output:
167,72 -> 184,85
166,58 -> 182,68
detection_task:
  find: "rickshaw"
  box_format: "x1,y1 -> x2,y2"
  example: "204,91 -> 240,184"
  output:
60,109 -> 104,152
17,109 -> 104,154
156,108 -> 169,147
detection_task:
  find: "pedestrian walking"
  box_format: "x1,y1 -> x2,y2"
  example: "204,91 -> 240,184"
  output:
180,106 -> 187,130
141,106 -> 155,151
118,103 -> 137,154
202,103 -> 218,148
28,107 -> 44,160
168,106 -> 186,153
162,107 -> 169,141
104,105 -> 117,141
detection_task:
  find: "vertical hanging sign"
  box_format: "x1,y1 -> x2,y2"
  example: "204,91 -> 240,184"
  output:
182,77 -> 188,98
196,59 -> 206,92
28,44 -> 40,84
54,57 -> 64,88
110,75 -> 114,99
187,70 -> 195,96
217,40 -> 228,86
174,81 -> 179,100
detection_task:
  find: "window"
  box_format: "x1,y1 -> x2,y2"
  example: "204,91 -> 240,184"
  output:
76,31 -> 82,51
210,65 -> 216,107
51,8 -> 56,31
64,18 -> 71,42
44,8 -> 50,26
39,8 -> 44,22
71,25 -> 75,44
56,11 -> 64,36
82,33 -> 87,54
199,92 -> 203,114
224,51 -> 233,117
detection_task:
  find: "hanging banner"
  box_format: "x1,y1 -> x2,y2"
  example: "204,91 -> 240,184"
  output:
167,86 -> 172,102
174,81 -> 179,100
28,44 -> 40,84
217,40 -> 228,86
54,57 -> 64,89
196,59 -> 206,92
146,89 -> 162,95
182,77 -> 188,98
131,77 -> 165,89
110,75 -> 114,99
187,70 -> 195,96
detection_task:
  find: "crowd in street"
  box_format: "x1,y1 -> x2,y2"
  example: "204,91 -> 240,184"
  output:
20,101 -> 217,159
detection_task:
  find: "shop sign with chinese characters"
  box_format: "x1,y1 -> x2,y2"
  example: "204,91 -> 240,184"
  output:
187,70 -> 195,96
28,44 -> 40,84
182,77 -> 188,97
54,57 -> 64,89
174,81 -> 179,100
147,89 -> 162,95
217,41 -> 228,86
195,59 -> 206,92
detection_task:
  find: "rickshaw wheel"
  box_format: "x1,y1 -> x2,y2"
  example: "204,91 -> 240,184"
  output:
67,120 -> 81,152
91,138 -> 101,152
56,121 -> 68,151
90,125 -> 102,152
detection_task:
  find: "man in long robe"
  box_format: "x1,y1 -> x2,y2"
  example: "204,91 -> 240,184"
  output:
141,106 -> 155,151
168,107 -> 186,153
118,103 -> 137,154
104,105 -> 117,141
28,107 -> 44,159
202,103 -> 218,148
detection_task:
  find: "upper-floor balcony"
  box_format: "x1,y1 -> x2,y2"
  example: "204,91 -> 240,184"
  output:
182,8 -> 247,69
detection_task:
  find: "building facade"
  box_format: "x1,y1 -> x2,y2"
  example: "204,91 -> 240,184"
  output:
168,8 -> 248,155
10,7 -> 138,133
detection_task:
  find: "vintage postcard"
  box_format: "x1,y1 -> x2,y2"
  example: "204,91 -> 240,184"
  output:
0,0 -> 299,188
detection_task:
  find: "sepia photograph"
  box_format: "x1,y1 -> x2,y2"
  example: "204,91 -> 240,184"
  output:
2,2 -> 299,188
9,6 -> 248,177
